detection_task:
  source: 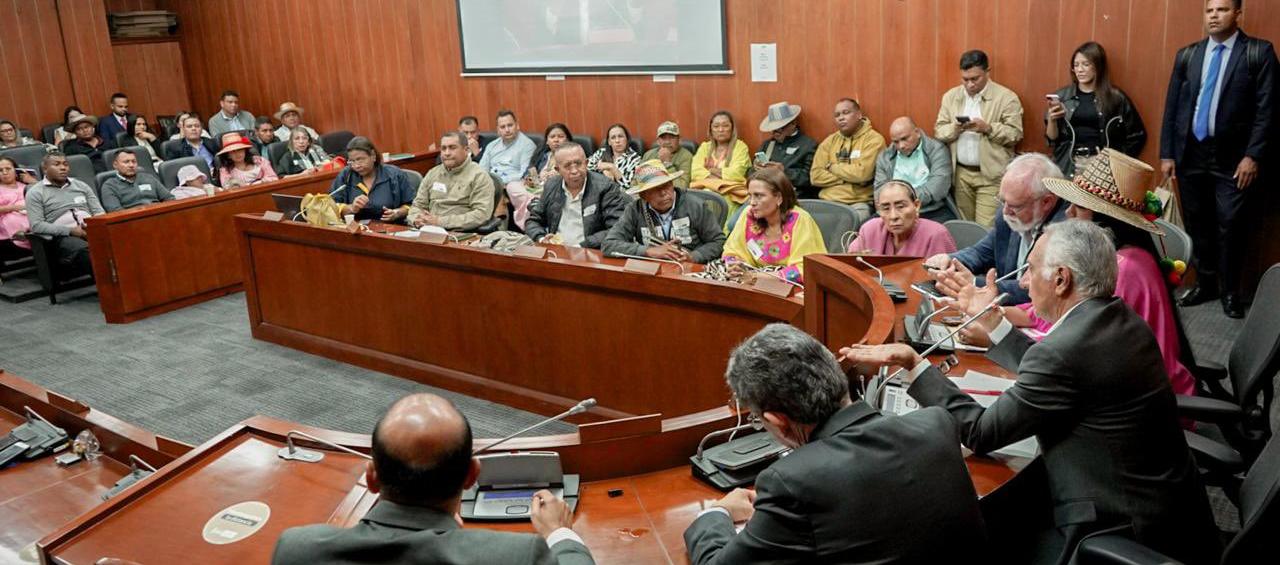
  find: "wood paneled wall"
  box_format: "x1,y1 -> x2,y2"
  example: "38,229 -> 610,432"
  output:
170,0 -> 1278,163
0,0 -> 79,135
112,41 -> 191,119
56,0 -> 119,112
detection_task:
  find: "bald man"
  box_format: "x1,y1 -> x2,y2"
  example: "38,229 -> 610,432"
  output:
272,394 -> 595,565
873,117 -> 958,222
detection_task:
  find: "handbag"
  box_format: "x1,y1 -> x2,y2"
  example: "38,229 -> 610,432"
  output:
1154,177 -> 1184,229
299,193 -> 343,227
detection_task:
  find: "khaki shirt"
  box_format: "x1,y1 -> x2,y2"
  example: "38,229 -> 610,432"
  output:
408,160 -> 495,231
934,79 -> 1024,180
810,118 -> 886,205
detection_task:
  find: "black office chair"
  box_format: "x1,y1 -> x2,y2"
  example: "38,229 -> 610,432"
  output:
944,219 -> 990,249
66,155 -> 97,188
18,128 -> 34,140
94,171 -> 115,200
263,141 -> 284,163
680,140 -> 698,155
526,133 -> 545,150
628,138 -> 645,155
473,172 -> 508,235
40,122 -> 62,145
681,188 -> 728,228
317,130 -> 354,159
160,138 -> 187,161
402,168 -> 423,190
156,115 -> 178,139
477,131 -> 499,151
159,156 -> 212,189
799,199 -> 862,254
572,134 -> 596,155
26,232 -> 94,305
1074,430 -> 1280,565
102,146 -> 156,174
1,144 -> 51,178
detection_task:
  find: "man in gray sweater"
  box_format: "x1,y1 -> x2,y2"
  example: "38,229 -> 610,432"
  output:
100,150 -> 173,212
24,151 -> 104,278
603,159 -> 724,264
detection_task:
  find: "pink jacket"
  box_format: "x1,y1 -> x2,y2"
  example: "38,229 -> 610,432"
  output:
848,217 -> 956,257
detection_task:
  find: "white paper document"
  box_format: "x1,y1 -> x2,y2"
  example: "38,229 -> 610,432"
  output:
882,370 -> 1039,459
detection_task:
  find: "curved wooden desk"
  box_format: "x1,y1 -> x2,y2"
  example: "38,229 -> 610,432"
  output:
84,152 -> 434,324
0,370 -> 190,562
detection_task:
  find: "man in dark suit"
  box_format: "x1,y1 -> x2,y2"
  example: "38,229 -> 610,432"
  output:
1160,0 -> 1276,318
271,394 -> 594,565
925,153 -> 1068,304
163,115 -> 219,173
845,220 -> 1220,565
96,92 -> 134,144
524,142 -> 627,249
684,324 -> 986,564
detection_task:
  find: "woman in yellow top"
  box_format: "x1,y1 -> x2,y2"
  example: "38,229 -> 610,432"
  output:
691,110 -> 751,213
723,168 -> 826,284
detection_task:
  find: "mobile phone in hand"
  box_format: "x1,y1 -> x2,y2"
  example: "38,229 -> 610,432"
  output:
956,116 -> 971,124
754,152 -> 768,167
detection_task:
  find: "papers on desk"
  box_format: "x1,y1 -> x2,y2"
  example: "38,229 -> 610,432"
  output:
881,370 -> 1039,459
925,323 -> 989,352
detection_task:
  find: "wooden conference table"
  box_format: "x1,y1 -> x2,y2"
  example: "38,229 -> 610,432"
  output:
0,370 -> 190,563
84,152 -> 435,324
33,219 -> 1031,563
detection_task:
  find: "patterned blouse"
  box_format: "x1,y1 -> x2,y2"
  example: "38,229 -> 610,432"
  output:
722,206 -> 827,283
586,147 -> 641,189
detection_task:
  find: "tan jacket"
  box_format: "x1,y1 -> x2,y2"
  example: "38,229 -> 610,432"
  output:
933,80 -> 1024,180
409,159 -> 495,231
810,117 -> 886,205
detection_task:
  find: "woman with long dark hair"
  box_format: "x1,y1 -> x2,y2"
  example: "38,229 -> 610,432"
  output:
1045,41 -> 1147,176
586,123 -> 641,188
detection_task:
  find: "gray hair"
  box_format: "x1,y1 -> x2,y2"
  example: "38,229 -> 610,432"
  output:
725,324 -> 848,425
1004,153 -> 1064,199
553,141 -> 585,159
439,130 -> 466,147
1038,220 -> 1117,298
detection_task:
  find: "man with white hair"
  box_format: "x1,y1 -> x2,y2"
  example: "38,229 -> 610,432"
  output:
844,220 -> 1220,565
925,152 -> 1068,304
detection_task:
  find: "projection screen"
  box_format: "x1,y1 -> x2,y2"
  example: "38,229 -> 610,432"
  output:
456,0 -> 729,76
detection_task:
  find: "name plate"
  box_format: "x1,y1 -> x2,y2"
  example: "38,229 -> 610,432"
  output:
753,274 -> 794,297
262,211 -> 284,221
514,245 -> 548,259
623,259 -> 661,275
419,230 -> 448,244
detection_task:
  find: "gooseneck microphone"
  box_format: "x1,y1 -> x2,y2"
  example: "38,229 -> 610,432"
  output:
278,430 -> 373,463
473,398 -> 597,456
855,256 -> 885,284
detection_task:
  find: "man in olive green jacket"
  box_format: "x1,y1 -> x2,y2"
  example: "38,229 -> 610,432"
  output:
409,131 -> 495,231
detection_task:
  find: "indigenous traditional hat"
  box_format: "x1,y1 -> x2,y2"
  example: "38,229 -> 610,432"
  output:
656,121 -> 680,137
176,164 -> 207,185
273,102 -> 305,120
626,159 -> 684,196
63,113 -> 98,132
758,101 -> 801,132
1042,148 -> 1164,235
216,134 -> 254,156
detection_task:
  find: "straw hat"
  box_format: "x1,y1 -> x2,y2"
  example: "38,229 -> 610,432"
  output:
63,113 -> 98,132
626,159 -> 684,196
758,101 -> 801,132
216,135 -> 254,156
1042,148 -> 1164,235
273,102 -> 305,121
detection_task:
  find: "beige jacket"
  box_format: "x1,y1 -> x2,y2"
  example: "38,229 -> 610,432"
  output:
933,80 -> 1024,180
409,160 -> 495,231
810,117 -> 886,205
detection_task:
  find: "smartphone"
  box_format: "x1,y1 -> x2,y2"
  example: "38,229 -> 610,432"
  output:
1045,94 -> 1060,102
956,116 -> 971,124
16,167 -> 37,176
753,151 -> 768,166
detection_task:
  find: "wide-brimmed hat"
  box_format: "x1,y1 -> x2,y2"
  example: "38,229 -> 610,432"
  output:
626,159 -> 684,196
759,101 -> 801,132
63,113 -> 98,132
1043,148 -> 1164,235
176,164 -> 207,185
273,102 -> 305,121
656,121 -> 680,137
216,135 -> 254,156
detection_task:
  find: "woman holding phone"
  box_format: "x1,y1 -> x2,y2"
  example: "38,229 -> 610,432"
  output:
1045,41 -> 1147,176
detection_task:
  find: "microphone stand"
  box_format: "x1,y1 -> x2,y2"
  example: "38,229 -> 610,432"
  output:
278,430 -> 373,463
473,398 -> 597,455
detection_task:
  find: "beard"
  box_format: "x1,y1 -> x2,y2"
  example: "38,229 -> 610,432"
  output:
1005,208 -> 1045,235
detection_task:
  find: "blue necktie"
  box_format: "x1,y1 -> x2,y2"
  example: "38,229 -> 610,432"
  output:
1194,44 -> 1226,141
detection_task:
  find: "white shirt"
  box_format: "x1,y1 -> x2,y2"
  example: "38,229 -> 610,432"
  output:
957,88 -> 985,167
557,185 -> 587,247
1194,31 -> 1238,138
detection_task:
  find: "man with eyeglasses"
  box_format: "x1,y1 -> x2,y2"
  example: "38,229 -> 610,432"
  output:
923,153 -> 1068,305
684,324 -> 985,564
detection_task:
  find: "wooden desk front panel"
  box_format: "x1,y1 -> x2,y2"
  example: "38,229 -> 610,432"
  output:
87,154 -> 434,323
239,217 -> 804,418
46,433 -> 367,565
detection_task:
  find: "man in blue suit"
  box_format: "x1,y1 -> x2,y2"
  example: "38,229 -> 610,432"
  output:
96,92 -> 133,146
1160,0 -> 1276,318
925,153 -> 1068,305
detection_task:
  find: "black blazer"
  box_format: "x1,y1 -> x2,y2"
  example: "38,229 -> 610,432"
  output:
1160,31 -> 1277,168
909,297 -> 1220,565
524,171 -> 628,249
163,138 -> 218,162
683,402 -> 986,564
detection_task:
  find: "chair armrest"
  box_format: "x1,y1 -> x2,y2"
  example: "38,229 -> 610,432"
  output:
1192,360 -> 1227,381
1176,394 -> 1241,423
1074,534 -> 1184,565
1184,430 -> 1243,472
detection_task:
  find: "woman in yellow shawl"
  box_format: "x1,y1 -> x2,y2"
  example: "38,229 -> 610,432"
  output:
691,110 -> 751,219
723,167 -> 826,284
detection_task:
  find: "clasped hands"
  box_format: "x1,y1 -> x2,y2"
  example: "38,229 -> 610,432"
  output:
349,194 -> 407,222
645,240 -> 690,262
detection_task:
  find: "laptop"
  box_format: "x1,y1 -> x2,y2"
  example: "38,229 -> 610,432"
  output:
270,194 -> 303,221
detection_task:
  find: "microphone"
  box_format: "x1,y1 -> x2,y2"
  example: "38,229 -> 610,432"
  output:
867,292 -> 1008,408
473,398 -> 596,455
327,183 -> 347,198
855,255 -> 884,284
607,252 -> 687,274
994,263 -> 1031,283
277,430 -> 373,463
856,256 -> 906,301
693,423 -> 758,461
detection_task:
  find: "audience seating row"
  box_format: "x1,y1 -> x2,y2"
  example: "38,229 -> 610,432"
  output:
476,130 -> 697,156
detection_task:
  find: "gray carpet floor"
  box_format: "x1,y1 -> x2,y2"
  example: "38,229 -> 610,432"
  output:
0,288 -> 572,444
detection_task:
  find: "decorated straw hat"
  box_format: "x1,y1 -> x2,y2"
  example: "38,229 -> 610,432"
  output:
626,159 -> 684,196
63,113 -> 98,132
758,101 -> 801,132
1043,148 -> 1164,235
216,134 -> 254,156
273,101 -> 305,121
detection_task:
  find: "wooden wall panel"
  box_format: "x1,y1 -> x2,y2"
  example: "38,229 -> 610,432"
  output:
112,41 -> 191,119
0,0 -> 77,137
57,0 -> 120,111
104,0 -> 159,11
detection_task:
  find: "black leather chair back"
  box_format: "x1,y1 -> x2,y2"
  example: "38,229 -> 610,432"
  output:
159,156 -> 212,189
102,146 -> 156,175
